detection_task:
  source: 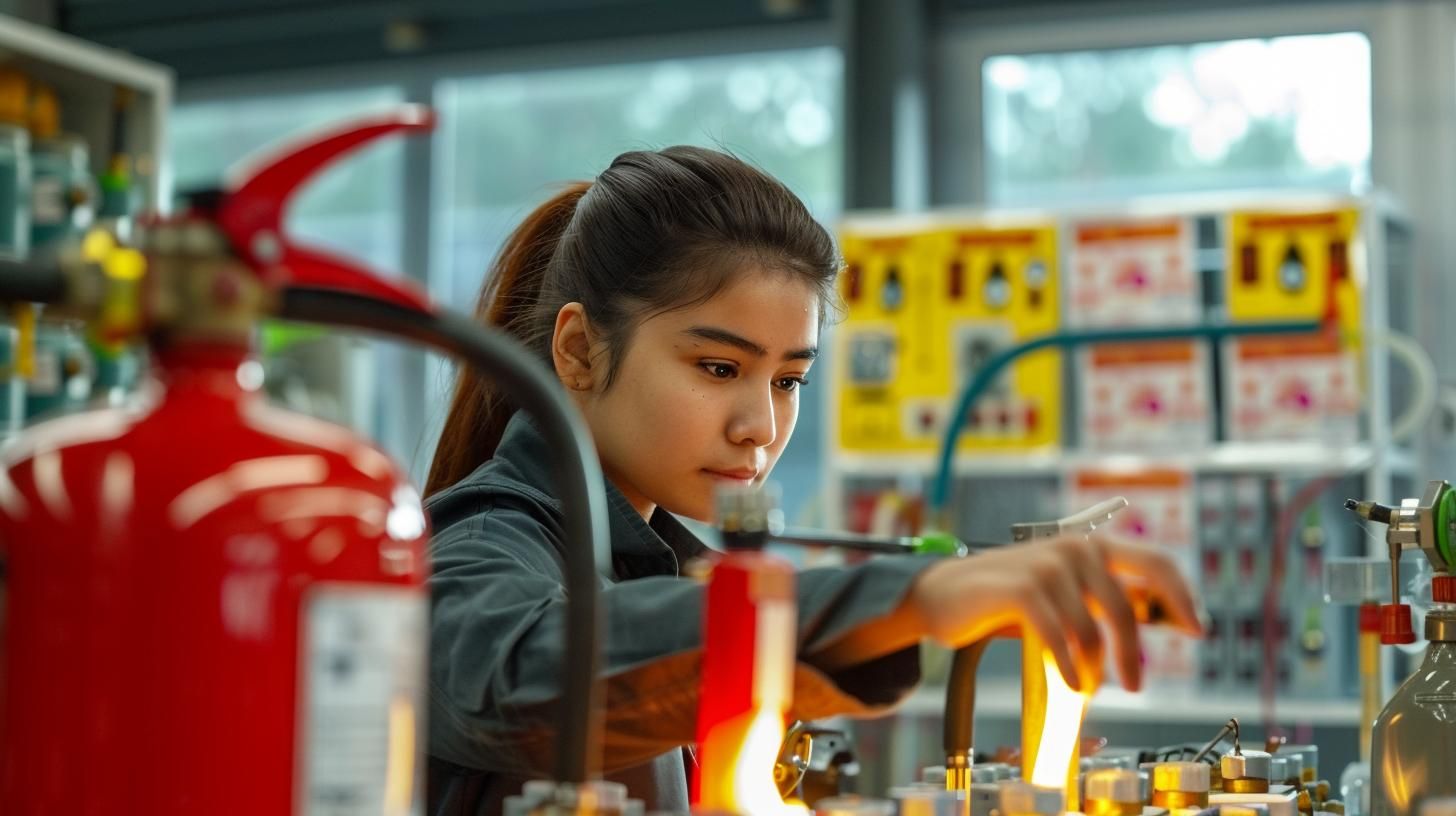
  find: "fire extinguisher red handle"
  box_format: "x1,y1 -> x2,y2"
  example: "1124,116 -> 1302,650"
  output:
217,104 -> 437,313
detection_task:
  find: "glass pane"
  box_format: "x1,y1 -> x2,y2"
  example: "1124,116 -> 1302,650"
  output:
433,47 -> 842,518
435,47 -> 842,307
983,32 -> 1371,205
171,86 -> 406,273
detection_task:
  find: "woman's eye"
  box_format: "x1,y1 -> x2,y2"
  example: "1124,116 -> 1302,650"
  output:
776,376 -> 810,393
701,362 -> 737,379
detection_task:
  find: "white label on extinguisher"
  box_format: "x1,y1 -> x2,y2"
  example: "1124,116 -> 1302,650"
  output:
298,584 -> 427,816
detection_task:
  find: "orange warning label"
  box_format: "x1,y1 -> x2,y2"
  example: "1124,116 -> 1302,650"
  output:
1090,341 -> 1197,366
1074,470 -> 1191,490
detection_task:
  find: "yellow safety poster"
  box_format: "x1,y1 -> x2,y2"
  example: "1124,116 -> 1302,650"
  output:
834,220 -> 1061,454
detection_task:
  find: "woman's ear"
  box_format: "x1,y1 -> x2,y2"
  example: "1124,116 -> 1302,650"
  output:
552,302 -> 597,393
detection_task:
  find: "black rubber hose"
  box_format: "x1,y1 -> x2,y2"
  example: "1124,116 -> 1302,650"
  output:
944,639 -> 991,764
774,529 -> 913,554
0,260 -> 66,304
278,286 -> 611,785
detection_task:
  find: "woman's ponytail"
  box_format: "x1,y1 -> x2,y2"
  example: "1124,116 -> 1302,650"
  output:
424,182 -> 590,498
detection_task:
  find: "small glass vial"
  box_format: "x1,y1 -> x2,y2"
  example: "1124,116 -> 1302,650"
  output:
1152,762 -> 1212,811
1271,758 -> 1290,789
1285,745 -> 1320,785
1222,751 -> 1274,794
1340,762 -> 1371,816
1281,754 -> 1307,789
1084,769 -> 1145,816
999,781 -> 1065,816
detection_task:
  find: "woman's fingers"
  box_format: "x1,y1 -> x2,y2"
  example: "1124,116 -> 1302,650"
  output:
1041,558 -> 1105,689
1022,589 -> 1084,693
1097,536 -> 1205,637
919,534 -> 1206,697
1065,539 -> 1143,692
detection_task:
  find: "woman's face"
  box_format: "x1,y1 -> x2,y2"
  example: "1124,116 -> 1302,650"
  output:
577,270 -> 820,523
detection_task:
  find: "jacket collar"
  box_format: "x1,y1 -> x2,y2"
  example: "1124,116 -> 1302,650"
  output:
495,411 -> 708,578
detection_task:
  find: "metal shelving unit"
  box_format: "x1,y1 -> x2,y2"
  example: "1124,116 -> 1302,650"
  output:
0,13 -> 173,210
0,16 -> 172,442
824,191 -> 1419,554
834,441 -> 1419,481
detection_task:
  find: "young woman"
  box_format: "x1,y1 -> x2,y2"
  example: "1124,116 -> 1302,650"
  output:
423,146 -> 1202,815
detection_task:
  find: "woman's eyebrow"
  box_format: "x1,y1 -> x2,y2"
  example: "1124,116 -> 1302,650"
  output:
683,326 -> 817,361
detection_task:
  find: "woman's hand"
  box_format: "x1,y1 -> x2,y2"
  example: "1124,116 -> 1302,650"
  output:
907,534 -> 1204,693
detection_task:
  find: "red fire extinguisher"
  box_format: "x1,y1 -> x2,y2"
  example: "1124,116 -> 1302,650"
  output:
0,108 -> 439,815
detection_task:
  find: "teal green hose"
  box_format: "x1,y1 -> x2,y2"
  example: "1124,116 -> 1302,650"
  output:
929,320 -> 1325,520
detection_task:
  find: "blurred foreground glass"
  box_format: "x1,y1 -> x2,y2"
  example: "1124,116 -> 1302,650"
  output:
170,87 -> 408,464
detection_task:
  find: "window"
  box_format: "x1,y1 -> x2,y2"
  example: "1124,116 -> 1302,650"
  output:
432,47 -> 842,518
434,47 -> 842,307
982,32 -> 1371,205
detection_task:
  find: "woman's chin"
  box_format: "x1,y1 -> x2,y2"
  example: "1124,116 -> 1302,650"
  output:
656,490 -> 716,525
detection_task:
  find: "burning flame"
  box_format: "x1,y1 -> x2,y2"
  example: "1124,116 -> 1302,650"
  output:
697,707 -> 808,815
729,708 -> 809,816
1029,651 -> 1089,789
697,607 -> 807,816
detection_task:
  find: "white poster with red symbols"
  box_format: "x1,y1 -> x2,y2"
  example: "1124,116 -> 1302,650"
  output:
1066,220 -> 1198,327
1067,219 -> 1210,450
1079,342 -> 1213,451
1224,332 -> 1361,443
1067,469 -> 1197,691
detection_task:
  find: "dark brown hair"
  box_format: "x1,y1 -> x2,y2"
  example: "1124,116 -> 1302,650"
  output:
425,146 -> 838,498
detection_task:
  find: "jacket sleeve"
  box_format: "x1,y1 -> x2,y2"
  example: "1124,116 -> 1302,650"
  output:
427,498 -> 934,777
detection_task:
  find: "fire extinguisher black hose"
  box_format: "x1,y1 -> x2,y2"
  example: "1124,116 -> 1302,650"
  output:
278,285 -> 611,787
0,260 -> 67,304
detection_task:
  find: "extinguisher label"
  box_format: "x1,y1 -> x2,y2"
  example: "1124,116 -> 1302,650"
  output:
298,584 -> 427,816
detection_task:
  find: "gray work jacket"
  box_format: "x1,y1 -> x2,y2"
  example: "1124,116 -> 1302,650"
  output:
426,412 -> 932,815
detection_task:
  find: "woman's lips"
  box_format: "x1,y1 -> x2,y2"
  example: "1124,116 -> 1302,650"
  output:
703,468 -> 758,483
